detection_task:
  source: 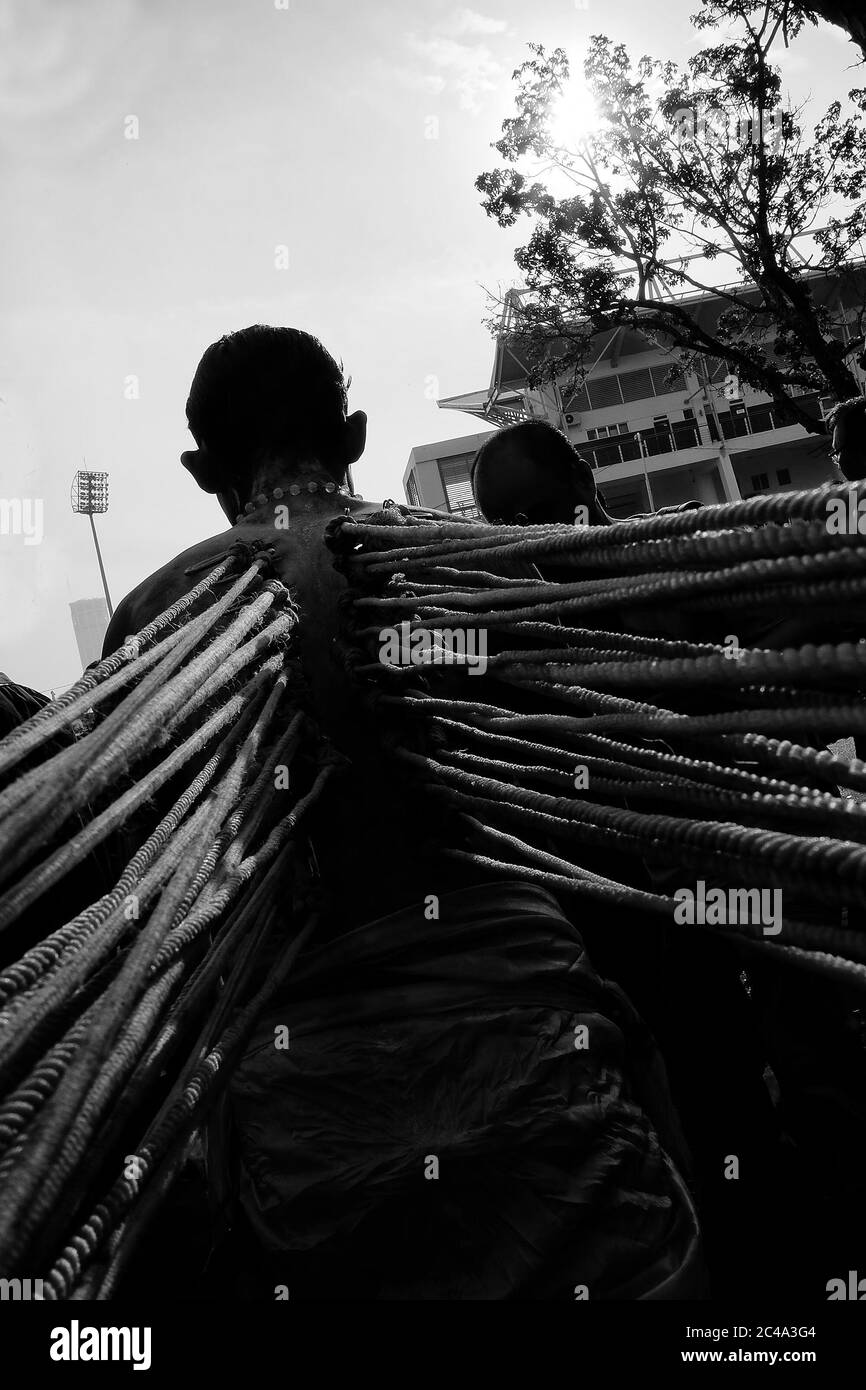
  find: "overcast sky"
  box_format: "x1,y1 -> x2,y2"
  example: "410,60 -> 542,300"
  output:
0,0 -> 858,691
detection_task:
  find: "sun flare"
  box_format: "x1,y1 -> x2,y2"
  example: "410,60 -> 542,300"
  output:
548,83 -> 601,151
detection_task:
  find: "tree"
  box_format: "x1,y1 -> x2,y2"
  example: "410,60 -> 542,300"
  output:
815,3 -> 866,58
476,1 -> 866,435
754,1 -> 866,61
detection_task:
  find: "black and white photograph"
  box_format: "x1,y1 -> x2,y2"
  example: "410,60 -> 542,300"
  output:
1,0 -> 866,1364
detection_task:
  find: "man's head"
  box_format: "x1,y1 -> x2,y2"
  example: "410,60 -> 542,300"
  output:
180,325 -> 367,516
827,396 -> 866,482
470,419 -> 609,526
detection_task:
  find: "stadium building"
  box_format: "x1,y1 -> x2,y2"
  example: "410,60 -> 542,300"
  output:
405,270 -> 866,520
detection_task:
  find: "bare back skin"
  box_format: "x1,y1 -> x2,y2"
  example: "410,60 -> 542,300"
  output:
104,489 -> 389,761
103,483 -> 477,928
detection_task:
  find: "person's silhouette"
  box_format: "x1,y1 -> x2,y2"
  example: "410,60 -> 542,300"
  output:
471,419 -> 610,526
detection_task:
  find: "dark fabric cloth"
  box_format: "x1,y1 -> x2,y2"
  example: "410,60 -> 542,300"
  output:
229,881 -> 703,1299
0,679 -> 50,738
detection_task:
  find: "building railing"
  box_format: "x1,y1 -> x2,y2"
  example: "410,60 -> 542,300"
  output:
580,418 -> 704,468
713,392 -> 824,440
579,392 -> 825,469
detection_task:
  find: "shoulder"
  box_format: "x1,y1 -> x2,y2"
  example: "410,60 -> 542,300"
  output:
360,498 -> 476,526
400,502 -> 476,523
102,529 -> 238,657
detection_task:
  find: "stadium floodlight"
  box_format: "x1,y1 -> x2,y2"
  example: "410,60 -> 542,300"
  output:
71,470 -> 109,515
71,468 -> 113,616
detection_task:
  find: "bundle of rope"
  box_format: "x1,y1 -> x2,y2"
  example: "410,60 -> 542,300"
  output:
5,481 -> 866,1297
327,480 -> 866,990
0,540 -> 341,1298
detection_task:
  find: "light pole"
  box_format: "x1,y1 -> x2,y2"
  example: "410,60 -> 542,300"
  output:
635,432 -> 657,510
696,359 -> 742,502
71,469 -> 113,617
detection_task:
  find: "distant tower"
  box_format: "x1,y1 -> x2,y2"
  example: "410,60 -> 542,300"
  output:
70,597 -> 110,669
71,469 -> 113,616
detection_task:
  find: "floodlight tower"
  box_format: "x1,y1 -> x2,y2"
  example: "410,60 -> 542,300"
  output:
71,469 -> 113,617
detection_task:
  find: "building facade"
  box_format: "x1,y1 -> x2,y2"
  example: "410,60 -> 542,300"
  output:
404,433 -> 489,519
405,270 -> 864,519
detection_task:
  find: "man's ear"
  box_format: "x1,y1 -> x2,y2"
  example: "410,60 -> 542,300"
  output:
181,449 -> 216,491
180,445 -> 230,494
343,410 -> 367,466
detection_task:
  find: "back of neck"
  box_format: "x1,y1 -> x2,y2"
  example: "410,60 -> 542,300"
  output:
243,452 -> 342,503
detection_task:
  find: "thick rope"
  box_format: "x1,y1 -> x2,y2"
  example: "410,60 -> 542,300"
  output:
0,550 -> 244,779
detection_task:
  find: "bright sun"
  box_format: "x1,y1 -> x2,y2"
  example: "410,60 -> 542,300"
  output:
548,83 -> 602,152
